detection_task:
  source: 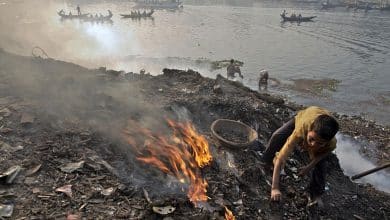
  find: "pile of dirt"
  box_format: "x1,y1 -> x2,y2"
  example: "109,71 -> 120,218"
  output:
0,49 -> 389,219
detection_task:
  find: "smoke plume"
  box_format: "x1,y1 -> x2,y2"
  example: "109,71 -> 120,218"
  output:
335,133 -> 390,193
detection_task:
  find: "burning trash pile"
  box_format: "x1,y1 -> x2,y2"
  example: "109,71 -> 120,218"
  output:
122,119 -> 212,206
0,49 -> 389,219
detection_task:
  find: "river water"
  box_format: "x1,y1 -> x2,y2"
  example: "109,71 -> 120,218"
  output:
0,0 -> 389,125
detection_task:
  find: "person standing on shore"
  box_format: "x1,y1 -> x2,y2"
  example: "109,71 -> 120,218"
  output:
260,106 -> 339,206
226,59 -> 243,80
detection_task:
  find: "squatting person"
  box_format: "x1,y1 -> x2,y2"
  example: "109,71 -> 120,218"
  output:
226,59 -> 243,80
260,106 -> 339,205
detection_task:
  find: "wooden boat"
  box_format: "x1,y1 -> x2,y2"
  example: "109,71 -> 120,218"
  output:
120,10 -> 154,19
321,2 -> 336,10
58,10 -> 89,19
82,10 -> 113,22
281,14 -> 316,22
380,5 -> 390,11
58,10 -> 113,22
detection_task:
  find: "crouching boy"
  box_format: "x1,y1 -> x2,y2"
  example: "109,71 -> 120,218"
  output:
261,106 -> 339,205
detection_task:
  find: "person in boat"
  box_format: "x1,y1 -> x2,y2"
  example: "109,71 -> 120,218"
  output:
258,69 -> 269,91
259,106 -> 339,207
76,5 -> 81,16
291,12 -> 296,18
298,14 -> 302,20
226,59 -> 243,79
281,9 -> 287,17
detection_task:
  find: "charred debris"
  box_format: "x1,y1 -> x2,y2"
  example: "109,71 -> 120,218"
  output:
0,49 -> 389,219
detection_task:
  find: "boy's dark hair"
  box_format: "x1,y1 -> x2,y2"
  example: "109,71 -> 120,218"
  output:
312,114 -> 339,141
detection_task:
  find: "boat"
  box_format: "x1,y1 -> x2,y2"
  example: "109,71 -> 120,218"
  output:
380,5 -> 390,10
281,14 -> 316,22
120,10 -> 154,19
58,10 -> 113,22
58,10 -> 89,19
134,0 -> 183,9
82,10 -> 113,22
347,3 -> 373,10
321,2 -> 336,10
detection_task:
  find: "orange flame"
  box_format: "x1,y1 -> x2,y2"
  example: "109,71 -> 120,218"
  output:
224,206 -> 235,220
122,119 -> 212,205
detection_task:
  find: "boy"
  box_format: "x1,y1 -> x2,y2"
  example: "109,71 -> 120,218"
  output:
261,106 -> 339,205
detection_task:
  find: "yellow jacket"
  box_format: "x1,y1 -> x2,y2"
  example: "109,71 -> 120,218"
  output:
275,106 -> 337,164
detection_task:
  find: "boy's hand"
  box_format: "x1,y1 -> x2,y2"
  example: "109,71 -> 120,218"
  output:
271,189 -> 282,201
298,165 -> 311,176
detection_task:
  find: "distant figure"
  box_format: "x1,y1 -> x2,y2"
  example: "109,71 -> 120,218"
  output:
291,13 -> 296,18
298,14 -> 302,20
69,11 -> 72,16
76,5 -> 81,15
259,69 -> 269,91
281,9 -> 287,17
226,59 -> 243,79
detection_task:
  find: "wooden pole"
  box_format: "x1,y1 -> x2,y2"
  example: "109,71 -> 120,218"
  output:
351,162 -> 390,180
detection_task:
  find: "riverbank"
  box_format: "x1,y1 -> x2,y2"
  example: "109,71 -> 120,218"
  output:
0,49 -> 389,219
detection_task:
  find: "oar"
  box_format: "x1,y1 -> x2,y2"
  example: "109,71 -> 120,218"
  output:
351,162 -> 390,180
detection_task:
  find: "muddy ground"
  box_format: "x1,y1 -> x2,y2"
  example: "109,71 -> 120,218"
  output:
0,49 -> 389,219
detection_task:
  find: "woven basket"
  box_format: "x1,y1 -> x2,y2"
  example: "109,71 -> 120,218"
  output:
210,119 -> 258,149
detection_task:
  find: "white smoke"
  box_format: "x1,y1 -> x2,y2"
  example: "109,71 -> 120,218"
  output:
335,133 -> 390,193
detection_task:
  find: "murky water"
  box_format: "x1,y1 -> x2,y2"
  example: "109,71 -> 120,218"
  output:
0,0 -> 389,125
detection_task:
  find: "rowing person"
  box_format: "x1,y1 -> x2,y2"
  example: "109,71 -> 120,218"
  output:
281,10 -> 287,17
76,5 -> 81,16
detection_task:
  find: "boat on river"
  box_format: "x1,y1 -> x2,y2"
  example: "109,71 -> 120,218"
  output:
281,14 -> 316,22
120,10 -> 154,19
57,10 -> 89,19
82,10 -> 113,22
321,1 -> 336,10
58,10 -> 113,22
380,5 -> 390,10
